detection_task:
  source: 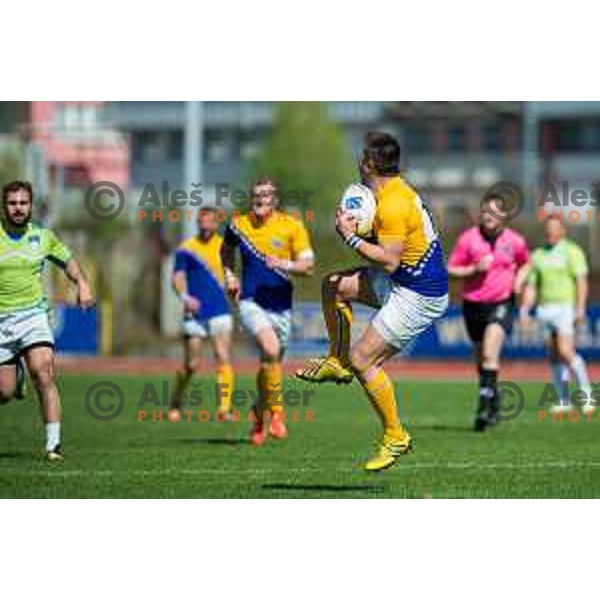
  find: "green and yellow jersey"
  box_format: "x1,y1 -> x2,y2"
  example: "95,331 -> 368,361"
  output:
527,239 -> 588,306
0,222 -> 72,315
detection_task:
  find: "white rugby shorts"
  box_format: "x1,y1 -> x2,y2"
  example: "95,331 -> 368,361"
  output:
368,268 -> 448,351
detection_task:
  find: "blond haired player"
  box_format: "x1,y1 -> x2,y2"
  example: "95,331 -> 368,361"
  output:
222,178 -> 314,445
297,132 -> 448,471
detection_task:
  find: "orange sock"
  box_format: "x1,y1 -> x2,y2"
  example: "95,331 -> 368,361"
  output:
258,362 -> 283,416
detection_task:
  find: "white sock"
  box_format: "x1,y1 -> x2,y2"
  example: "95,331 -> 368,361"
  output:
569,354 -> 592,407
551,362 -> 570,407
45,422 -> 60,452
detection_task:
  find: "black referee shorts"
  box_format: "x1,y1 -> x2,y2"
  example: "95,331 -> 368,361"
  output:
462,298 -> 515,344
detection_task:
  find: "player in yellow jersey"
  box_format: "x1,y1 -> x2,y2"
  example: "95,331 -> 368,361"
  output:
297,132 -> 449,471
222,178 -> 314,445
171,207 -> 234,419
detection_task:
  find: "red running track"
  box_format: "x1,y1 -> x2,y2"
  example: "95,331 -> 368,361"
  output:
56,356 -> 600,381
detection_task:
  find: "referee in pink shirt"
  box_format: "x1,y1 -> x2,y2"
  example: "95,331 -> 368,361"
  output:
448,194 -> 530,431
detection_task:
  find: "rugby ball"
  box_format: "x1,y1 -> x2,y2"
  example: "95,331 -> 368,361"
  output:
339,183 -> 376,237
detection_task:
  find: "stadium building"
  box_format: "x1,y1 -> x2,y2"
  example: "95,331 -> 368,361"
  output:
104,101 -> 389,193
0,101 -> 129,221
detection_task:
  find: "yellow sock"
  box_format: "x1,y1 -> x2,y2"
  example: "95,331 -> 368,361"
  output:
362,369 -> 408,440
258,362 -> 283,414
323,292 -> 353,364
216,363 -> 234,412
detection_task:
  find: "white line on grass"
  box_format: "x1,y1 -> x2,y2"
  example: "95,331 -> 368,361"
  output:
11,460 -> 600,478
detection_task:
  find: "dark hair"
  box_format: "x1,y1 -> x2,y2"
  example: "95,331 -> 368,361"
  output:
252,177 -> 279,194
362,132 -> 401,176
2,180 -> 33,203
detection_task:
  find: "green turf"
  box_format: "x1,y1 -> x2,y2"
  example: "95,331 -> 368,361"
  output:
0,374 -> 598,498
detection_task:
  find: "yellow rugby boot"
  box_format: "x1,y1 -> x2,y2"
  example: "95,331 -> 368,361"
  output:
295,356 -> 354,385
364,433 -> 412,472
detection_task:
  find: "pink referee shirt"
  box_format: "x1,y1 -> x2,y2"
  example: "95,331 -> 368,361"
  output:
448,227 -> 529,303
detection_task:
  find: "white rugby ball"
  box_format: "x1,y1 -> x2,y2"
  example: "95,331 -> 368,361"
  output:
339,183 -> 376,237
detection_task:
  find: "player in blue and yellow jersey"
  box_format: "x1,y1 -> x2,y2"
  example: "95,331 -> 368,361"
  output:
222,178 -> 314,445
297,132 -> 449,471
171,207 -> 234,418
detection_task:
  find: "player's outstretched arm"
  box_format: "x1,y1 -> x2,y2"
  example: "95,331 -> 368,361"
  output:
64,258 -> 94,309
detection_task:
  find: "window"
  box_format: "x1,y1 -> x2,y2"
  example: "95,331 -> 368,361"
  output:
133,131 -> 166,164
205,133 -> 229,164
54,102 -> 99,135
168,131 -> 183,161
402,123 -> 430,155
555,121 -> 580,152
483,122 -> 502,152
447,123 -> 468,153
240,136 -> 260,161
580,123 -> 600,152
552,119 -> 600,153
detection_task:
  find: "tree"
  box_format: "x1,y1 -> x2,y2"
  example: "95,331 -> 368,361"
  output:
251,102 -> 355,234
249,102 -> 359,298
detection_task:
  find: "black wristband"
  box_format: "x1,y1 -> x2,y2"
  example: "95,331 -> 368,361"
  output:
345,233 -> 363,249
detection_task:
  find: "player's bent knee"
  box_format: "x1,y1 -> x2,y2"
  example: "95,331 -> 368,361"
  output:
349,347 -> 370,375
256,328 -> 281,362
260,344 -> 280,363
558,349 -> 575,364
556,339 -> 575,363
322,273 -> 341,295
30,361 -> 55,389
214,347 -> 231,365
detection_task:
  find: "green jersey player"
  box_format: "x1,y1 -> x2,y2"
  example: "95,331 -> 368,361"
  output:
520,215 -> 593,414
0,180 -> 93,461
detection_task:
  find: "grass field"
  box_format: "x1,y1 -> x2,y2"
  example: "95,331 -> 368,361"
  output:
0,373 -> 599,498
